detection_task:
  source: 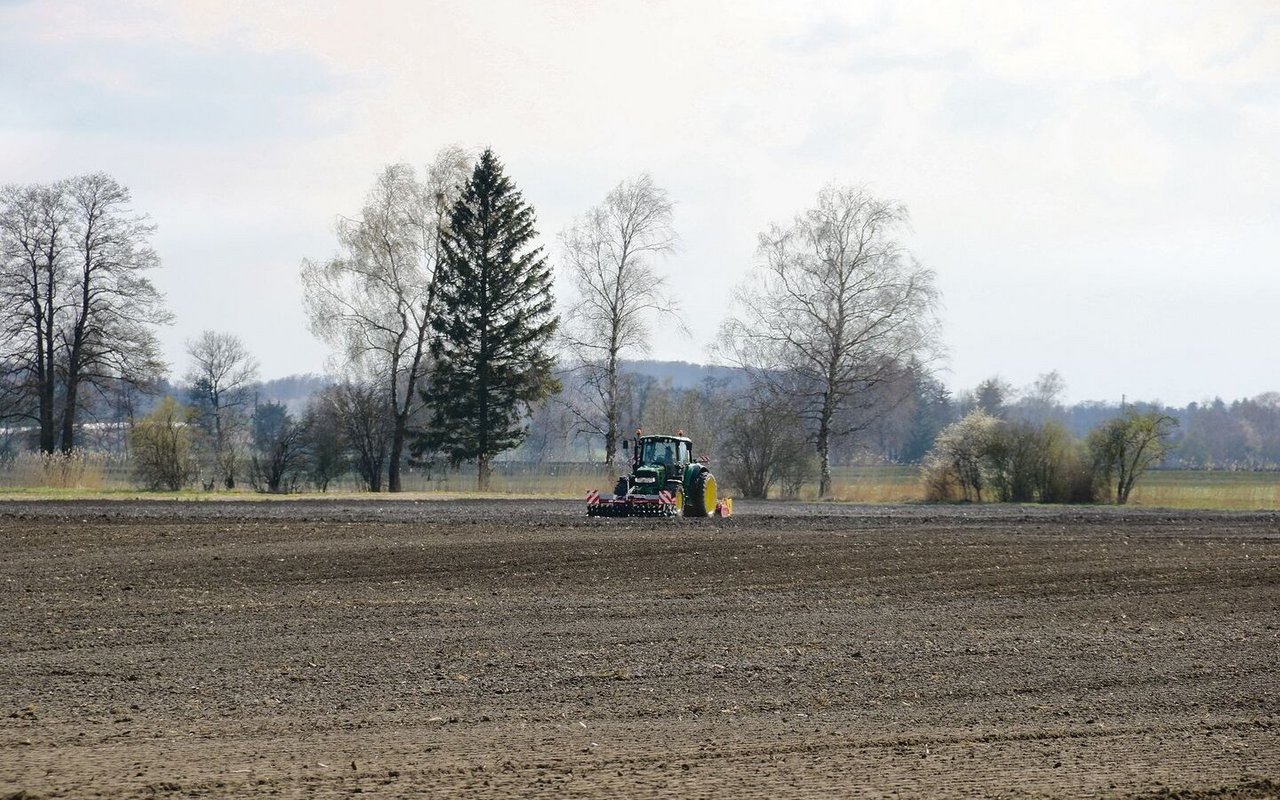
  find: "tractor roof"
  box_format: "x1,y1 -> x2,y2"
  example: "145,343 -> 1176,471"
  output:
639,434 -> 691,443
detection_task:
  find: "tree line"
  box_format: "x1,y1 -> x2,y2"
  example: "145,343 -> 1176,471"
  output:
0,152 -> 1255,500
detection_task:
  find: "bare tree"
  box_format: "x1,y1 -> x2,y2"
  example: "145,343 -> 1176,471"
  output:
1005,370 -> 1068,425
59,173 -> 170,452
301,394 -> 348,491
314,380 -> 391,492
719,185 -> 939,497
302,147 -> 470,491
559,173 -> 678,472
185,330 -> 259,489
721,384 -> 816,499
0,174 -> 170,453
248,401 -> 310,493
0,182 -> 69,451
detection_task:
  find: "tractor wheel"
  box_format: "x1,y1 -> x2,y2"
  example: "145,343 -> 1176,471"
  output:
613,477 -> 628,498
665,479 -> 684,517
683,468 -> 717,518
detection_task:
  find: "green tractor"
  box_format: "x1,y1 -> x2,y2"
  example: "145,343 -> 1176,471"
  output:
587,430 -> 732,518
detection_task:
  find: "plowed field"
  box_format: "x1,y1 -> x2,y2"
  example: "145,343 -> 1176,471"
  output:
2,501 -> 1277,798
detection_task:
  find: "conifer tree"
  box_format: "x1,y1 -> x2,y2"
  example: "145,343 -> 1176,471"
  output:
418,149 -> 559,489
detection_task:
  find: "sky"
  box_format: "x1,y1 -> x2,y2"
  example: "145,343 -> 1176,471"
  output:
1,0 -> 1276,405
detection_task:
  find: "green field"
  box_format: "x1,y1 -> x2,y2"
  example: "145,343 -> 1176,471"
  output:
824,466 -> 1280,510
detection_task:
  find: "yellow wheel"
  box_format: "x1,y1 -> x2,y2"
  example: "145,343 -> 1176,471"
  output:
684,469 -> 717,518
702,473 -> 717,514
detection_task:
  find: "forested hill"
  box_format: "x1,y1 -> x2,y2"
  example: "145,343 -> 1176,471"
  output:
257,374 -> 331,412
618,360 -> 746,389
251,362 -> 738,403
150,363 -> 735,416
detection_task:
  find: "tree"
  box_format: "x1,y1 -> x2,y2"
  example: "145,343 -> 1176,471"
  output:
59,174 -> 170,452
719,185 -> 939,497
973,376 -> 1014,417
301,394 -> 348,491
923,410 -> 999,502
1088,409 -> 1178,504
417,149 -> 560,490
721,385 -> 816,499
559,173 -> 678,471
0,174 -> 170,453
248,401 -> 310,493
985,418 -> 1045,503
314,380 -> 391,492
131,396 -> 197,491
0,181 -> 68,452
899,366 -> 953,463
302,148 -> 471,492
185,331 -> 259,489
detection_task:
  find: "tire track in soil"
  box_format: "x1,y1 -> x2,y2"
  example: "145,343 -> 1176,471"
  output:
1,502 -> 1276,797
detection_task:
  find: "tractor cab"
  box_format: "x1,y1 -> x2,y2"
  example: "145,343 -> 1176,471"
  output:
633,435 -> 693,473
620,433 -> 692,498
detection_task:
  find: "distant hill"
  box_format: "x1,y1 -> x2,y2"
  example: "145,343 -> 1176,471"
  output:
243,363 -> 743,409
256,373 -> 331,413
618,360 -> 746,389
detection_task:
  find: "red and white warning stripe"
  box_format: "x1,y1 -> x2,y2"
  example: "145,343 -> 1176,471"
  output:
658,490 -> 674,506
587,490 -> 600,506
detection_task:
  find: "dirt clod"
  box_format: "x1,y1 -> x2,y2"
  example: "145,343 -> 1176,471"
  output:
0,499 -> 1276,798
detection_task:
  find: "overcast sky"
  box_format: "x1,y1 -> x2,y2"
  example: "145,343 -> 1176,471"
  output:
2,0 -> 1276,405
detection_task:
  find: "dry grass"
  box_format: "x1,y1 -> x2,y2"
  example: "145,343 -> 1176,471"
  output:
1,459 -> 1276,511
0,451 -> 115,490
805,466 -> 924,503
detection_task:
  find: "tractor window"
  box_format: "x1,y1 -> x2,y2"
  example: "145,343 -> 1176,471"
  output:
640,440 -> 658,464
640,439 -> 688,466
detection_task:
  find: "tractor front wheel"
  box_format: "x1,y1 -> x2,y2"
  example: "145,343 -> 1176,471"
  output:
665,479 -> 684,517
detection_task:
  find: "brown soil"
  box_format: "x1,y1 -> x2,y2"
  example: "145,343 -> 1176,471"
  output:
1,501 -> 1277,798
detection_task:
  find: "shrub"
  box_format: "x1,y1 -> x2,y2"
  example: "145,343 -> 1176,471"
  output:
923,412 -> 1101,504
1088,409 -> 1179,504
131,397 -> 198,491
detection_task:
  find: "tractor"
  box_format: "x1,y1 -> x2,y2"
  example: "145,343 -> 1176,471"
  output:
586,430 -> 732,518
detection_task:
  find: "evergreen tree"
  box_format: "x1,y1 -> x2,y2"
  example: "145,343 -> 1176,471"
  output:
417,149 -> 559,489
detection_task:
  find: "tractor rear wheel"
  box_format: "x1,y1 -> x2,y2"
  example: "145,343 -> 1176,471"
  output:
683,469 -> 717,518
613,477 -> 628,498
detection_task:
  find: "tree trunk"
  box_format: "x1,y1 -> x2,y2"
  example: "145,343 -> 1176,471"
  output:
60,314 -> 89,454
478,455 -> 491,492
38,287 -> 57,454
818,434 -> 832,498
388,414 -> 405,493
604,346 -> 619,473
59,376 -> 79,453
817,393 -> 834,498
37,347 -> 56,454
